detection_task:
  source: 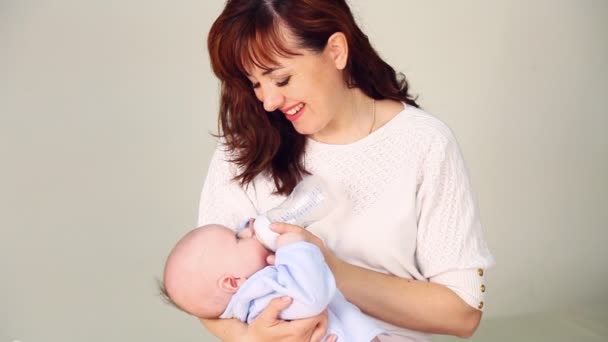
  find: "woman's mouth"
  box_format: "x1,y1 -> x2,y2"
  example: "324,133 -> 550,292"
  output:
283,103 -> 305,122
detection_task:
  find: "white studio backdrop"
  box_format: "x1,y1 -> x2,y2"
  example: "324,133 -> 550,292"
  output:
1,1 -> 606,341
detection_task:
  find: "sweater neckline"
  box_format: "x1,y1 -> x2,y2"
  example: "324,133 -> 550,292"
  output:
306,102 -> 411,149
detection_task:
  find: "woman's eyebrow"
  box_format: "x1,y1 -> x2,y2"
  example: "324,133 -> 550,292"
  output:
262,67 -> 280,76
245,66 -> 285,77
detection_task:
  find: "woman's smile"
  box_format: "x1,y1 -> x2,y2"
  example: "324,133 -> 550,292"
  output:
283,103 -> 306,122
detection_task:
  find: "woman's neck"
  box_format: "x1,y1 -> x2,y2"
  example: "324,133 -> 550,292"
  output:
309,88 -> 375,144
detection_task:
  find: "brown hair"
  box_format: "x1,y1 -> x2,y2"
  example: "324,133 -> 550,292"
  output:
208,0 -> 419,195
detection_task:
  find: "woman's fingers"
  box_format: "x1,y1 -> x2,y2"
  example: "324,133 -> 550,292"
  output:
248,297 -> 292,340
257,296 -> 292,324
250,296 -> 325,341
308,309 -> 330,342
269,222 -> 304,233
286,311 -> 328,342
325,334 -> 338,342
271,222 -> 326,251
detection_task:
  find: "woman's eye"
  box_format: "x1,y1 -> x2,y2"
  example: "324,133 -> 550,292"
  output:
276,76 -> 291,87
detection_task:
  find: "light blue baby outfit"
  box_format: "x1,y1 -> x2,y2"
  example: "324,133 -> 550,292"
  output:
220,241 -> 383,342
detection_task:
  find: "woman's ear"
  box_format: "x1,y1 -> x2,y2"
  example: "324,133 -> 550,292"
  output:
218,274 -> 239,293
326,32 -> 348,70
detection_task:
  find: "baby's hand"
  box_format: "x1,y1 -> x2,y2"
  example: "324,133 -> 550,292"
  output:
275,231 -> 306,249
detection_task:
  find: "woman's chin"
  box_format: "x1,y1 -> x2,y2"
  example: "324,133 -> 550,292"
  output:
291,123 -> 315,136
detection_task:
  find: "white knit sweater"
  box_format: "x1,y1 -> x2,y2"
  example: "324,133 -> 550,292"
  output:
197,104 -> 495,341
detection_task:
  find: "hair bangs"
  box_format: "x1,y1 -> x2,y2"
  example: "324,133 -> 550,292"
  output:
238,20 -> 302,77
209,4 -> 302,84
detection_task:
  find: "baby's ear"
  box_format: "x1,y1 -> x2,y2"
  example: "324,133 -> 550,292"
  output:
218,275 -> 239,293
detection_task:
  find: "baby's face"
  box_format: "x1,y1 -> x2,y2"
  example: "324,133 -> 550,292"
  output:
225,225 -> 272,279
163,224 -> 272,317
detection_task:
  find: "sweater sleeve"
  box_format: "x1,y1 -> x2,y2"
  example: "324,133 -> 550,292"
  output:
272,242 -> 337,320
197,141 -> 257,230
415,121 -> 495,310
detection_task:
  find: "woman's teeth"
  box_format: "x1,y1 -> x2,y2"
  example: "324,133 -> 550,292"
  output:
286,103 -> 304,115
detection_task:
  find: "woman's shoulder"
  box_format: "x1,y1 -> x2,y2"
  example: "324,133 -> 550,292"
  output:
384,103 -> 458,147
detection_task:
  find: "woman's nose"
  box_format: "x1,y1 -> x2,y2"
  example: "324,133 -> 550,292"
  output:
262,87 -> 284,112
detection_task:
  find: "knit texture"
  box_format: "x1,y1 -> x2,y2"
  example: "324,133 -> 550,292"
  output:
198,104 -> 495,341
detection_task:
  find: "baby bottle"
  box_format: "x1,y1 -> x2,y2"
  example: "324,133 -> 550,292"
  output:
253,175 -> 335,251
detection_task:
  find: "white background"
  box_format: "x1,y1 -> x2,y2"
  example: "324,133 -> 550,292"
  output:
1,0 -> 607,341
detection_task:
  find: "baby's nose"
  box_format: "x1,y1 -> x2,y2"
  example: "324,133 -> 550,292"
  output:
237,226 -> 255,239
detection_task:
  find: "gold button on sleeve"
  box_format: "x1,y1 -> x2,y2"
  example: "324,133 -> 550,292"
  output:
477,268 -> 484,276
478,301 -> 484,309
480,284 -> 486,292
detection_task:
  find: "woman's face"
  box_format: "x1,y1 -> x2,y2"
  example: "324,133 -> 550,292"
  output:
245,36 -> 349,138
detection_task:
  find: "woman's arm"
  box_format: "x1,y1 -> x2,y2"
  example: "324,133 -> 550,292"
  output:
200,318 -> 246,341
199,296 -> 333,342
326,117 -> 490,337
327,256 -> 481,338
270,222 -> 482,338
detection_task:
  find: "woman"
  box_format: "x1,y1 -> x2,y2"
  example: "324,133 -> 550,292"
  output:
197,0 -> 494,341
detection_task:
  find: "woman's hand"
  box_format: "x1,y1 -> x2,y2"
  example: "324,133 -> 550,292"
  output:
269,222 -> 326,251
248,296 -> 335,342
270,222 -> 339,268
200,297 -> 334,342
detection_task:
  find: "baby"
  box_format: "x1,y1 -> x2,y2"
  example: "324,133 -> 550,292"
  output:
161,221 -> 383,342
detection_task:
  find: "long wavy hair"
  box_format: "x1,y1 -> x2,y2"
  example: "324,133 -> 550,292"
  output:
208,0 -> 419,195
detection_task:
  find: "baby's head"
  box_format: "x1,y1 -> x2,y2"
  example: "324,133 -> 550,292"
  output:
161,223 -> 271,318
